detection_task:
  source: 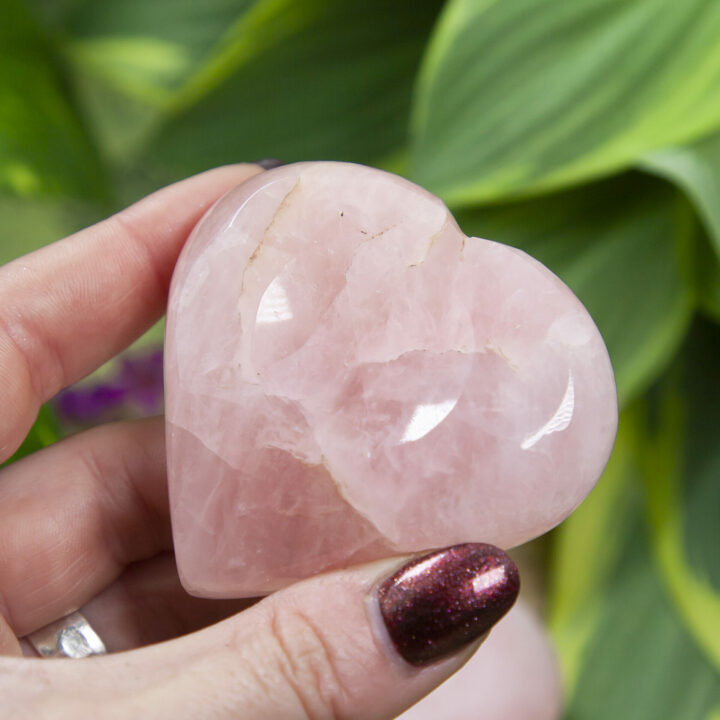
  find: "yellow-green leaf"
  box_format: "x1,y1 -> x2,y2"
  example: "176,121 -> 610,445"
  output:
64,0 -> 257,95
145,0 -> 445,184
547,407 -> 642,697
0,0 -> 106,199
550,321 -> 720,715
0,194 -> 100,265
638,320 -> 720,670
411,0 -> 720,206
566,509 -> 720,719
698,240 -> 720,322
642,131 -> 720,259
56,0 -> 259,161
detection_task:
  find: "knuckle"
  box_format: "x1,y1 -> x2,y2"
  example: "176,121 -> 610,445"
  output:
0,276 -> 66,403
74,439 -> 129,568
266,605 -> 346,720
0,310 -> 40,403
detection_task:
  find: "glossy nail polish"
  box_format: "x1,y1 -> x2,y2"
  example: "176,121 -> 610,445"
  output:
377,543 -> 519,666
254,158 -> 285,170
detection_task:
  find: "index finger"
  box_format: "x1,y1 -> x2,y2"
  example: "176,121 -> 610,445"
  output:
0,164 -> 263,460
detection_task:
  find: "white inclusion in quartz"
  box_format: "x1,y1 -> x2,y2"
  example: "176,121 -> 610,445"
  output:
256,276 -> 294,324
471,566 -> 507,594
521,372 -> 575,450
400,398 -> 459,444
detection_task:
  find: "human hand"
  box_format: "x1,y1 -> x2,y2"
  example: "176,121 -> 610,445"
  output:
0,165 -> 557,719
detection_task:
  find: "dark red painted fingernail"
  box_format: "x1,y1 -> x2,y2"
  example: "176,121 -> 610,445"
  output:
377,543 -> 519,666
254,158 -> 285,170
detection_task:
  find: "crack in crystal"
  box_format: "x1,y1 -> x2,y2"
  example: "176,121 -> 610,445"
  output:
172,420 -> 393,548
408,215 -> 454,268
239,178 -> 303,300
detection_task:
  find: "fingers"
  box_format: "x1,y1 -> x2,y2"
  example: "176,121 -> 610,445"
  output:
80,554 -> 256,653
397,601 -> 563,720
0,546 -> 519,720
0,417 -> 168,637
4,551 -> 561,719
11,554 -> 253,658
0,163 -> 263,461
0,615 -> 21,657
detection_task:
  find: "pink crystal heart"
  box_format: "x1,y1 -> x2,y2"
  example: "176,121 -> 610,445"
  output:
165,162 -> 617,597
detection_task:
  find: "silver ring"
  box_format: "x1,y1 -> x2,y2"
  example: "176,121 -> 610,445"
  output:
26,611 -> 107,659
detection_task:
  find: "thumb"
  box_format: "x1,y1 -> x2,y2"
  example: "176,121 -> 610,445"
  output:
3,544 -> 519,720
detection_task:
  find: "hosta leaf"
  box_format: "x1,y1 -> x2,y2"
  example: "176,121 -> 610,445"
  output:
27,0 -> 82,29
56,0 -> 259,161
62,0 -> 262,99
145,0 -> 445,185
0,194 -> 100,266
454,173 -> 695,406
639,319 -> 720,670
640,133 -> 720,322
566,503 -> 720,719
0,0 -> 106,199
642,131 -> 720,259
698,241 -> 720,322
550,322 -> 720,716
411,0 -> 720,206
548,409 -> 641,695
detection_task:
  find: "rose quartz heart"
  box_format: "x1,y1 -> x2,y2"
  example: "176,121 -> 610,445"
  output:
165,162 -> 617,598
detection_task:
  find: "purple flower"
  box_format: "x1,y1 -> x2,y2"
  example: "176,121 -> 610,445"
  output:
118,349 -> 165,415
54,383 -> 127,425
53,346 -> 164,432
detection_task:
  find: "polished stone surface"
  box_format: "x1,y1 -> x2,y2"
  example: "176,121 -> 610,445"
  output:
165,162 -> 617,597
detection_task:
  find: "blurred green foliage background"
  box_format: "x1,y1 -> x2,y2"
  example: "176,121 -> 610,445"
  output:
1,0 -> 719,717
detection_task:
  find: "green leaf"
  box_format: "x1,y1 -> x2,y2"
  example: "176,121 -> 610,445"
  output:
642,131 -> 720,259
639,133 -> 720,322
411,0 -> 720,206
145,0 -> 445,184
26,0 -> 83,30
454,173 -> 695,406
0,0 -> 106,199
549,321 -> 720,716
56,0 -> 259,161
547,408 -> 642,696
0,194 -> 100,266
63,0 -> 261,99
566,503 -> 720,719
639,319 -> 720,670
698,239 -> 720,322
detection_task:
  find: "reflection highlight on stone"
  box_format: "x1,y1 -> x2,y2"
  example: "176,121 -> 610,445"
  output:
521,373 -> 575,450
165,162 -> 618,597
401,398 -> 459,444
256,276 -> 293,324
